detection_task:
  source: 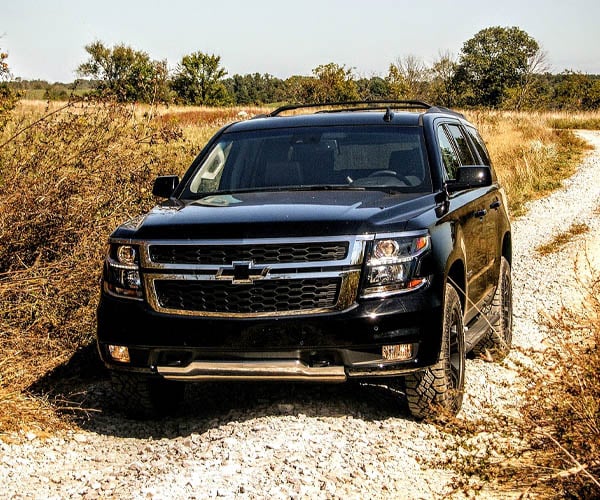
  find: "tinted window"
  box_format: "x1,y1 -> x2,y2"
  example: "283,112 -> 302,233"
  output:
446,124 -> 476,166
437,126 -> 460,179
183,126 -> 433,197
465,126 -> 491,166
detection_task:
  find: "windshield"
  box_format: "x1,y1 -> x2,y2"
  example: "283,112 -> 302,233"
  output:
182,125 -> 432,197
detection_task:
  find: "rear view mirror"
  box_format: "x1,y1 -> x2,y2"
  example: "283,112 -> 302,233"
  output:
152,175 -> 180,198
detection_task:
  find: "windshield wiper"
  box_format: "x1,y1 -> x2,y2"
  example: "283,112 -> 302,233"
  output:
284,184 -> 366,191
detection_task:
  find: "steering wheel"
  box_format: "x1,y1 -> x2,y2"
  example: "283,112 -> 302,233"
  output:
368,170 -> 410,185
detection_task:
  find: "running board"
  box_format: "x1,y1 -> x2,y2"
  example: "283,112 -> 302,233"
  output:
157,360 -> 348,382
464,311 -> 500,352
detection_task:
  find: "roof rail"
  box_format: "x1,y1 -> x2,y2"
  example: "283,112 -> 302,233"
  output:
267,100 -> 433,117
426,106 -> 465,119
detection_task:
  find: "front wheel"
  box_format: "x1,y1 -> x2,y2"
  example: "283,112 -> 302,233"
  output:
110,372 -> 185,419
404,283 -> 465,419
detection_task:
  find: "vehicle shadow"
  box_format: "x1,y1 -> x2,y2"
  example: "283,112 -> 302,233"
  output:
29,344 -> 414,440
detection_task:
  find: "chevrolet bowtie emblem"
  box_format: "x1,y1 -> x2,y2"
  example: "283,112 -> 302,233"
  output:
215,261 -> 270,284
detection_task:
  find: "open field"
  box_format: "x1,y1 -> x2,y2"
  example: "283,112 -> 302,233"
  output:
0,100 -> 598,496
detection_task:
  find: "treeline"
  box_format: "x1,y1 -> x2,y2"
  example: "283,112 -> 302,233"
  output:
4,26 -> 600,110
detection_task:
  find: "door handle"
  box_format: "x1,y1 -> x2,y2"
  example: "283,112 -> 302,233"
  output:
474,209 -> 487,218
490,200 -> 501,210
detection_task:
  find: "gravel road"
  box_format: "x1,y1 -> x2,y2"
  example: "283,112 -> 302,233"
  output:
2,131 -> 600,499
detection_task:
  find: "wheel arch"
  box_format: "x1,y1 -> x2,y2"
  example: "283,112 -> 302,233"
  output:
446,259 -> 466,313
502,231 -> 512,266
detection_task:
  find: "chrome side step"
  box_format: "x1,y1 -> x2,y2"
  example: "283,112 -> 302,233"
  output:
157,360 -> 347,382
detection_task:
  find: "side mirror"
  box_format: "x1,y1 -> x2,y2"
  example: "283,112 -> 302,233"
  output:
446,166 -> 492,193
152,175 -> 180,198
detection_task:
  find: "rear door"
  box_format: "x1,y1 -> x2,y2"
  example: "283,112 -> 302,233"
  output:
463,124 -> 504,291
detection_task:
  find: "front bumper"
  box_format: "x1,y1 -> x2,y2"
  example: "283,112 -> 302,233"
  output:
97,279 -> 444,380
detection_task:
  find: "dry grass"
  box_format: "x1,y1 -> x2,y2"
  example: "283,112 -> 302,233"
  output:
430,267 -> 600,498
547,110 -> 600,130
0,99 -> 273,435
0,99 -> 194,434
156,104 -> 270,151
465,110 -> 591,216
517,271 -> 600,497
536,222 -> 590,256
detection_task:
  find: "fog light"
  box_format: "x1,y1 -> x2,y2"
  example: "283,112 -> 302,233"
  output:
108,345 -> 130,363
382,343 -> 413,361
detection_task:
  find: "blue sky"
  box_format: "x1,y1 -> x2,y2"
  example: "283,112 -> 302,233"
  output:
2,0 -> 599,82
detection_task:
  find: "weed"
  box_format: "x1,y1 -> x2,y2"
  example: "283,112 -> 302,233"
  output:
0,98 -> 191,433
430,268 -> 600,498
465,110 -> 591,216
536,223 -> 590,256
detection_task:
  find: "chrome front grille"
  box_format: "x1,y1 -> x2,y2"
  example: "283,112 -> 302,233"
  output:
138,236 -> 370,318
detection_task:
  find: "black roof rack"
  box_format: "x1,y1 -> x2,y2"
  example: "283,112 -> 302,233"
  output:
267,100 -> 433,117
427,106 -> 465,119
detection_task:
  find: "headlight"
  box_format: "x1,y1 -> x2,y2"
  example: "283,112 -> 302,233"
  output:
104,244 -> 143,299
116,245 -> 137,266
362,233 -> 430,298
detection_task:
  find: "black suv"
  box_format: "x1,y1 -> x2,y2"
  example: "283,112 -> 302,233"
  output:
97,101 -> 512,419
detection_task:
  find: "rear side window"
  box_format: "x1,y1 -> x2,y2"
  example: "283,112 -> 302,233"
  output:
465,126 -> 492,166
446,124 -> 476,166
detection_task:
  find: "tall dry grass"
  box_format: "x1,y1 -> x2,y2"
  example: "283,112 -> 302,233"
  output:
518,273 -> 600,497
0,99 -> 190,432
465,110 -> 590,216
0,100 -> 269,433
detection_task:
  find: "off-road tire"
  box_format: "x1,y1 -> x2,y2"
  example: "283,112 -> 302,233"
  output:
404,284 -> 465,419
111,372 -> 185,419
472,256 -> 512,362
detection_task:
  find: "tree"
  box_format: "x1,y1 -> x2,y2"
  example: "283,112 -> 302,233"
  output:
356,76 -> 390,100
0,49 -> 9,79
284,75 -> 317,103
455,26 -> 541,107
429,51 -> 459,107
312,63 -> 359,102
171,52 -> 230,106
225,73 -> 285,105
287,63 -> 359,104
385,64 -> 409,99
504,48 -> 550,109
77,41 -> 170,102
0,47 -> 19,127
387,55 -> 430,100
554,71 -> 600,110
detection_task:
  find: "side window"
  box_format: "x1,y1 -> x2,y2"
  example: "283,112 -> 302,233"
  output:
465,126 -> 491,166
437,126 -> 460,179
446,124 -> 476,166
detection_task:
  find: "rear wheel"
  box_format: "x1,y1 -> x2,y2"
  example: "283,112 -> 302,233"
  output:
111,372 -> 185,419
404,283 -> 465,419
472,257 -> 512,361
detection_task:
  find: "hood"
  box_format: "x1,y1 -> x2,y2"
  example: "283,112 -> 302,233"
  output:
113,190 -> 437,240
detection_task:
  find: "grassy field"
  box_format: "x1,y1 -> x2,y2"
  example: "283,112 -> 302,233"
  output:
0,100 -> 598,493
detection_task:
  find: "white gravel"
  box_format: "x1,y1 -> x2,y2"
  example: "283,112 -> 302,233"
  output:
2,131 -> 600,499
